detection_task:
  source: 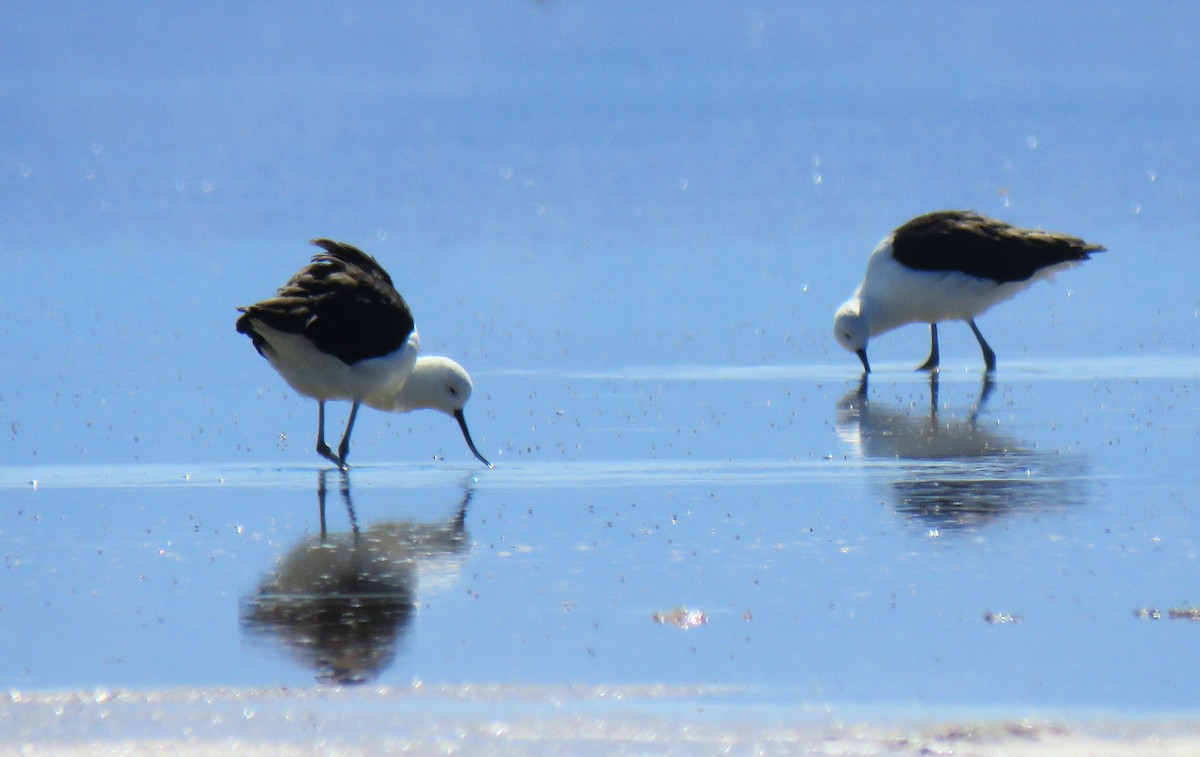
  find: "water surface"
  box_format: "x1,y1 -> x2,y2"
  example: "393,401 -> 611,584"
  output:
2,1 -> 1200,718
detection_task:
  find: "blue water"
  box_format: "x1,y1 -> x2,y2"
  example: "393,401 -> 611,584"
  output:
2,2 -> 1200,714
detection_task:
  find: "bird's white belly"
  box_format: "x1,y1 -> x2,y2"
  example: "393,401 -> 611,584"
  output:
865,256 -> 1074,335
252,322 -> 420,403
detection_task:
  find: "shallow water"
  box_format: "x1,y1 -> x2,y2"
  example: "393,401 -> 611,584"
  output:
4,364 -> 1200,713
3,2 -> 1200,718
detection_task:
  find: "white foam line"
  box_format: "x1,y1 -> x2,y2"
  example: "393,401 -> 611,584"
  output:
482,356 -> 1200,383
485,364 -> 853,382
0,458 -> 865,491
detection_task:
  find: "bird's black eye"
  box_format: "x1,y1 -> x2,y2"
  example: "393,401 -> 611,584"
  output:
448,386 -> 458,396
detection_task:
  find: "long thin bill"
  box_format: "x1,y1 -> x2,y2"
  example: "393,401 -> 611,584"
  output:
455,410 -> 493,468
856,348 -> 871,373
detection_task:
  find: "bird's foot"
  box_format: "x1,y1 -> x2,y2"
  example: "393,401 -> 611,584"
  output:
317,441 -> 346,470
916,344 -> 940,371
917,324 -> 940,372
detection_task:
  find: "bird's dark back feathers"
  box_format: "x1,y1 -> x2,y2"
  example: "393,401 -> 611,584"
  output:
890,210 -> 1105,284
236,239 -> 416,365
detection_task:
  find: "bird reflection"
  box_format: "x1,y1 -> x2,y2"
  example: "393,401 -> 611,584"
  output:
240,470 -> 473,684
837,373 -> 1083,530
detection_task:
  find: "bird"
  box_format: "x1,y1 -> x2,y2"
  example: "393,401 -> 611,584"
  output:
833,210 -> 1104,373
236,238 -> 491,470
241,471 -> 473,684
835,373 -> 1084,531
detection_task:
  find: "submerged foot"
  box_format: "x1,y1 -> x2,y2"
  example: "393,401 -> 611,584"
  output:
317,442 -> 345,470
917,323 -> 940,371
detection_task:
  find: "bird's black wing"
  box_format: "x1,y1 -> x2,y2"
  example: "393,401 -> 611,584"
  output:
236,239 -> 415,364
891,210 -> 1105,284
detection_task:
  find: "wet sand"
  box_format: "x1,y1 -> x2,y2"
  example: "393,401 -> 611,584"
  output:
4,685 -> 1200,756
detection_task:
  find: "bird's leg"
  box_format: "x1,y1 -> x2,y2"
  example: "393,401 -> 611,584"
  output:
316,401 -> 342,467
968,319 -> 997,372
317,468 -> 328,538
335,401 -> 361,471
916,323 -> 940,371
968,373 -> 997,427
338,469 -> 360,537
928,370 -> 940,426
977,372 -> 996,408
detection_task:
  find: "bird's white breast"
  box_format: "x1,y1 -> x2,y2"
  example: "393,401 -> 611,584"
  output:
250,321 -> 420,403
861,242 -> 1079,335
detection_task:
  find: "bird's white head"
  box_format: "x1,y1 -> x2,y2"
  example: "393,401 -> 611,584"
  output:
833,299 -> 872,372
388,356 -> 492,467
395,356 -> 474,415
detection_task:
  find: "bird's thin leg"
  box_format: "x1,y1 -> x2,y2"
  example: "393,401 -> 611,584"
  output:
968,319 -> 997,372
336,401 -> 361,471
928,370 -> 940,426
916,323 -> 940,371
968,374 -> 997,427
338,469 -> 360,537
317,468 -> 328,538
316,401 -> 342,467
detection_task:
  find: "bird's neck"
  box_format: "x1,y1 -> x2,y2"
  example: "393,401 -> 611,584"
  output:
391,358 -> 447,413
859,295 -> 908,337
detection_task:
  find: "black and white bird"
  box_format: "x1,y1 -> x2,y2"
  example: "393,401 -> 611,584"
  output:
833,210 -> 1104,373
236,239 -> 491,470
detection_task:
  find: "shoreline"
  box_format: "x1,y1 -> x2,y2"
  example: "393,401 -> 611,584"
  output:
5,685 -> 1200,755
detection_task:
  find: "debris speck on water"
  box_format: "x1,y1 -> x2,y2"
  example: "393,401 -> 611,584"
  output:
653,607 -> 707,630
1168,607 -> 1200,621
983,612 -> 1022,625
1134,608 -> 1162,619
